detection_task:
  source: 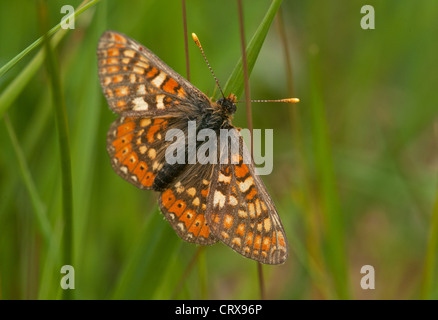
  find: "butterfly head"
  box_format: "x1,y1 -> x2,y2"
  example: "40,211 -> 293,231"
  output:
216,93 -> 237,115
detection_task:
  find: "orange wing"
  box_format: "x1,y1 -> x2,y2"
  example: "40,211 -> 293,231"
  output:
206,128 -> 288,264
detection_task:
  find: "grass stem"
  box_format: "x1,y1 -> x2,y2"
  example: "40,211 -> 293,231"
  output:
38,0 -> 74,300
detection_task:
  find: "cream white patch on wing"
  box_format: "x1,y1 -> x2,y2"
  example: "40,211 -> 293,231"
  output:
218,172 -> 231,184
238,176 -> 254,193
152,72 -> 167,88
136,84 -> 146,95
213,190 -> 226,208
156,94 -> 165,109
132,97 -> 149,111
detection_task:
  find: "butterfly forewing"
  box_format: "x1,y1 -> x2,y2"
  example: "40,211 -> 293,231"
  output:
97,30 -> 210,117
206,128 -> 288,264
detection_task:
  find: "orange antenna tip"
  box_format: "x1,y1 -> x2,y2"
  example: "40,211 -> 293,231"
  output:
192,33 -> 200,46
192,32 -> 225,98
283,98 -> 300,103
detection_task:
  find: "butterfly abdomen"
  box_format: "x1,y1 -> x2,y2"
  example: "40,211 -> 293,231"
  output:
152,161 -> 186,191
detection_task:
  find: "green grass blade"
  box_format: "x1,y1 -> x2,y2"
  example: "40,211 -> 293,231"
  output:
37,217 -> 63,299
70,16 -> 103,268
0,0 -> 101,79
111,211 -> 181,299
309,51 -> 350,299
3,115 -> 52,243
0,42 -> 52,120
0,1 -> 101,120
275,8 -> 333,298
38,0 -> 74,300
221,0 -> 283,99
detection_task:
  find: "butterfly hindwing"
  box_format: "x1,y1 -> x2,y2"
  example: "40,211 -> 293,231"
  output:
107,116 -> 177,190
206,127 -> 288,264
159,163 -> 218,245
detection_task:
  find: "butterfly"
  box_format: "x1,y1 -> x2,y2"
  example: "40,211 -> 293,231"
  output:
97,30 -> 288,264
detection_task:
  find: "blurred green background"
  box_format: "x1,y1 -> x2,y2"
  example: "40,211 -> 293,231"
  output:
1,0 -> 438,299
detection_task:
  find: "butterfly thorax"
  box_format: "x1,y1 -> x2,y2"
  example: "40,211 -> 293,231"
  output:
200,94 -> 237,131
216,94 -> 237,116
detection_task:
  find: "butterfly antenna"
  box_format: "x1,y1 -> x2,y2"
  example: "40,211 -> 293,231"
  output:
192,33 -> 225,98
237,98 -> 300,104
